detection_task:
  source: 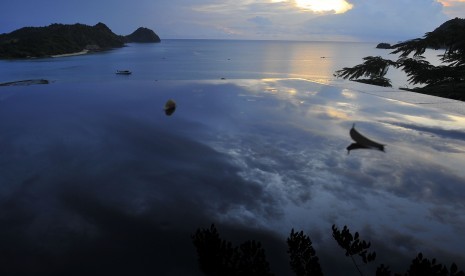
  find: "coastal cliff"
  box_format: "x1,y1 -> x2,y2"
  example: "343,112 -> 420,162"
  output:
0,23 -> 160,58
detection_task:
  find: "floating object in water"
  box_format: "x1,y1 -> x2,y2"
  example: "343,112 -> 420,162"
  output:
348,123 -> 385,153
164,99 -> 176,116
116,70 -> 132,75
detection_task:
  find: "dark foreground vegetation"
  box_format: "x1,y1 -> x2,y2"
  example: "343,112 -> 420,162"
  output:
192,224 -> 465,276
0,23 -> 160,58
334,18 -> 465,101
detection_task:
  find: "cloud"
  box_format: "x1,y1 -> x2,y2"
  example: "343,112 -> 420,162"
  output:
439,0 -> 465,18
301,0 -> 448,41
0,0 -> 455,41
185,0 -> 451,41
248,16 -> 273,26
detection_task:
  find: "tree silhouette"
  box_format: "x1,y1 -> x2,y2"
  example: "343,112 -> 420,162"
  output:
191,224 -> 273,276
332,224 -> 376,276
376,264 -> 392,276
403,253 -> 465,276
287,229 -> 323,276
192,224 -> 465,276
334,56 -> 397,87
334,18 -> 465,100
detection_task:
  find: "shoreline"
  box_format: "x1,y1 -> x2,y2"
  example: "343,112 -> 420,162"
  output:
51,50 -> 89,58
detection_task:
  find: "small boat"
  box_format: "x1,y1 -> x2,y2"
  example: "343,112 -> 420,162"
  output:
116,70 -> 132,75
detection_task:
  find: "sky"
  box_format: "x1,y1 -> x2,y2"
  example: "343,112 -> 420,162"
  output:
0,0 -> 463,41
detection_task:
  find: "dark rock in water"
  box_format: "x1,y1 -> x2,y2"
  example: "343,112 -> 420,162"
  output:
376,43 -> 392,49
0,79 -> 49,86
164,99 -> 176,116
125,27 -> 161,43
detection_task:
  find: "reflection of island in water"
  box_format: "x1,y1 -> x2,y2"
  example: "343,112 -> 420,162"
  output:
347,123 -> 385,154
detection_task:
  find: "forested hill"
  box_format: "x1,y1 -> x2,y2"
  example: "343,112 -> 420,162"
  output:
0,23 -> 160,58
433,17 -> 465,33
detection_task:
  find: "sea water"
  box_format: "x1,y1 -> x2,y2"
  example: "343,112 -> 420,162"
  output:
0,40 -> 429,87
0,40 -> 463,276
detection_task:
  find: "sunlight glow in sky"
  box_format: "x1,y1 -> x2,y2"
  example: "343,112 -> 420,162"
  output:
294,0 -> 353,13
438,0 -> 465,6
0,0 -> 463,41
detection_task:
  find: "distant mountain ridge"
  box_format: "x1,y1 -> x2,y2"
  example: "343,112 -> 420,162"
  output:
0,22 -> 160,58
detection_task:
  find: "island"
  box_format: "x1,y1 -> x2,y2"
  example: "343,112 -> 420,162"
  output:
375,43 -> 392,49
0,22 -> 161,59
125,27 -> 161,43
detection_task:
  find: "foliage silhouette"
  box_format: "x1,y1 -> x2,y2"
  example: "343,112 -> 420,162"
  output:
191,224 -> 273,276
192,224 -> 465,276
334,18 -> 465,100
402,253 -> 465,276
287,228 -> 323,276
332,224 -> 376,275
376,264 -> 392,276
334,56 -> 397,87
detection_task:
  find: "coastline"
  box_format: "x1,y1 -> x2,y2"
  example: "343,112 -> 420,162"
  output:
51,50 -> 89,58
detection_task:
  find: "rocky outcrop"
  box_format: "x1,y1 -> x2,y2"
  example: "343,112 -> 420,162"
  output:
376,43 -> 392,49
125,27 -> 161,43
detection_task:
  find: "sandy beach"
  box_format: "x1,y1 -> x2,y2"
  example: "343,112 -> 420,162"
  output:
51,50 -> 89,58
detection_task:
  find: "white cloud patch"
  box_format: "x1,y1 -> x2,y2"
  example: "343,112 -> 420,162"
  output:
301,0 -> 449,41
187,0 -> 449,41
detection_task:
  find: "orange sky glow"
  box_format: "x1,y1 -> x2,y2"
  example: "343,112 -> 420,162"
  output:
437,0 -> 465,7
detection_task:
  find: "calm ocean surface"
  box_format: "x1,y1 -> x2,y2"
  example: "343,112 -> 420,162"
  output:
0,40 -> 419,86
0,40 -> 464,275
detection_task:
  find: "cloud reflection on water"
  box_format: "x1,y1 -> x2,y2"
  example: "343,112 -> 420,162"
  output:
0,79 -> 464,275
206,78 -> 465,269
